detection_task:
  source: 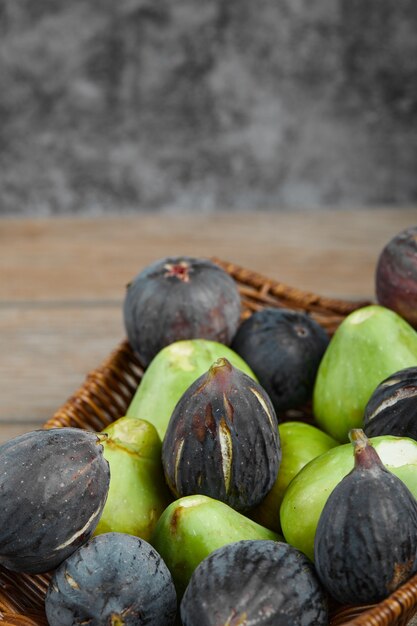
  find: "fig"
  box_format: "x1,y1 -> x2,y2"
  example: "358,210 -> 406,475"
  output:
363,367 -> 417,440
93,416 -> 172,541
126,338 -> 256,440
150,494 -> 281,597
231,308 -> 329,414
376,225 -> 417,328
280,434 -> 417,561
314,430 -> 417,604
313,304 -> 417,442
45,532 -> 177,625
162,357 -> 280,511
0,428 -> 110,573
123,256 -> 242,367
250,422 -> 338,532
181,540 -> 328,626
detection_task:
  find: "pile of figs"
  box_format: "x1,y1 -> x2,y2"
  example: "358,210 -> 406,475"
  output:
2,232 -> 417,625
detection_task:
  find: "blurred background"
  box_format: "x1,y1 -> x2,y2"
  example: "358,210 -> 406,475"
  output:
1,0 -> 417,215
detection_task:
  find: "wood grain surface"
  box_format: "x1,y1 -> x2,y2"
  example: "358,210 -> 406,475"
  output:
0,209 -> 416,444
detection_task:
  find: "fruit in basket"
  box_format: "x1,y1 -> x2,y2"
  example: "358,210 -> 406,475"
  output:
363,366 -> 417,440
314,429 -> 417,604
313,304 -> 417,442
231,308 -> 329,414
250,422 -> 338,532
151,494 -> 281,597
162,357 -> 280,511
0,428 -> 110,574
93,417 -> 172,541
280,434 -> 417,561
126,338 -> 256,440
181,539 -> 328,626
45,532 -> 177,625
123,256 -> 242,367
375,225 -> 417,328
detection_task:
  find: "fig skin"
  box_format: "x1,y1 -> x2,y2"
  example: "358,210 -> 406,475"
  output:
123,256 -> 242,367
181,540 -> 328,626
150,494 -> 280,598
280,434 -> 417,561
231,308 -> 329,414
313,304 -> 417,442
0,428 -> 110,574
162,357 -> 281,512
126,338 -> 257,440
376,225 -> 417,328
250,422 -> 338,532
45,532 -> 177,626
93,416 -> 172,541
314,430 -> 417,604
364,366 -> 417,440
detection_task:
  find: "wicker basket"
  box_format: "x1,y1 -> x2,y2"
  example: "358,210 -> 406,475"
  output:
1,258 -> 417,626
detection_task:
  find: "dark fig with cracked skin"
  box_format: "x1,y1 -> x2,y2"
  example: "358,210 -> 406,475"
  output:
45,532 -> 177,626
376,225 -> 417,328
0,428 -> 110,574
181,540 -> 328,626
123,256 -> 242,367
364,367 -> 417,440
162,357 -> 281,512
314,429 -> 417,604
231,308 -> 329,414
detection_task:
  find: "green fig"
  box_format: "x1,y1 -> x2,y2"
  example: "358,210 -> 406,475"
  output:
150,494 -> 281,597
94,416 -> 172,541
250,422 -> 338,532
280,435 -> 417,561
126,338 -> 257,440
313,305 -> 417,442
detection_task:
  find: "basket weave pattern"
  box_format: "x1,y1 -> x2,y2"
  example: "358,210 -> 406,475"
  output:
0,258 -> 416,626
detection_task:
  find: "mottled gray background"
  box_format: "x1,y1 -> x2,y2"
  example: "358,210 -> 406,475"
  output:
1,0 -> 417,215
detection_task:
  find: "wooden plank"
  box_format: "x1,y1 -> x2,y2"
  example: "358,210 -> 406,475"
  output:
0,209 -> 415,300
0,305 -> 126,442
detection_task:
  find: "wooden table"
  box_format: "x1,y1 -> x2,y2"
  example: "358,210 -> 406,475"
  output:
0,208 -> 415,445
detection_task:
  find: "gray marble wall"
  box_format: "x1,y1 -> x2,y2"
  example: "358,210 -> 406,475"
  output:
1,0 -> 416,215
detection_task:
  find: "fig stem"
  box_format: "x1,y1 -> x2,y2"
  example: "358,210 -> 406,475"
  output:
349,428 -> 384,470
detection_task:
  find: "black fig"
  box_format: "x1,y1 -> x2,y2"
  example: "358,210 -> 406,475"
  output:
314,429 -> 417,604
375,225 -> 417,328
231,308 -> 329,414
45,532 -> 177,626
364,366 -> 417,440
0,428 -> 110,574
123,256 -> 242,367
162,358 -> 281,511
181,540 -> 328,626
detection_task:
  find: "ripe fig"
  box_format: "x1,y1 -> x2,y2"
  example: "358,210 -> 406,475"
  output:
376,225 -> 417,328
150,494 -> 281,597
0,428 -> 110,573
314,430 -> 417,604
162,357 -> 281,511
123,256 -> 242,367
45,532 -> 177,626
181,540 -> 328,626
250,422 -> 337,532
231,308 -> 329,414
363,367 -> 417,440
313,304 -> 417,442
281,434 -> 417,561
126,338 -> 256,440
93,417 -> 172,541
